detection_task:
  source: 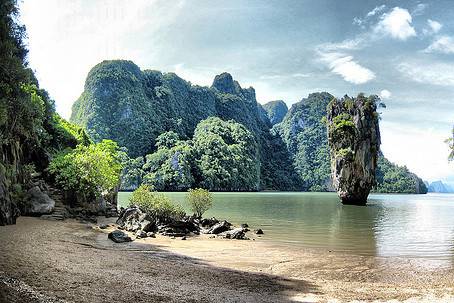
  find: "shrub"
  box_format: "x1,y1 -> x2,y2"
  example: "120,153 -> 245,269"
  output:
186,188 -> 213,218
129,185 -> 184,221
49,140 -> 122,204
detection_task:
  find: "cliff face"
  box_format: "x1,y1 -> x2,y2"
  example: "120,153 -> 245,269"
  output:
327,95 -> 381,205
71,60 -> 299,190
262,100 -> 288,125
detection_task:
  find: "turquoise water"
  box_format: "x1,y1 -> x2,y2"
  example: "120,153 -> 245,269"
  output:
118,192 -> 454,261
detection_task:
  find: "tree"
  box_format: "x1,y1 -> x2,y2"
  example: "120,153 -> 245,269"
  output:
49,140 -> 123,204
129,185 -> 184,221
192,117 -> 260,191
186,188 -> 213,218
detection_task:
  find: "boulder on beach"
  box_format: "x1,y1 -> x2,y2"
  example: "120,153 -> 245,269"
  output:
206,220 -> 232,234
24,186 -> 55,215
108,230 -> 132,243
225,227 -> 248,240
255,229 -> 264,235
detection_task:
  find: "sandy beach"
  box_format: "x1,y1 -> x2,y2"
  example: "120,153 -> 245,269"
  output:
1,217 -> 454,303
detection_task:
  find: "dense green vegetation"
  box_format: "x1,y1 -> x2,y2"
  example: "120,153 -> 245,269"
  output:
71,63 -> 298,190
375,155 -> 427,194
121,117 -> 261,191
447,127 -> 454,161
274,93 -> 333,191
262,100 -> 288,125
0,0 -> 95,224
49,140 -> 123,205
186,188 -> 213,218
129,185 -> 184,221
274,93 -> 427,194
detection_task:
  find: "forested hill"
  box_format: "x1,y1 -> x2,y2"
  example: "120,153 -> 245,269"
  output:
71,60 -> 299,190
71,60 -> 427,193
273,92 -> 427,193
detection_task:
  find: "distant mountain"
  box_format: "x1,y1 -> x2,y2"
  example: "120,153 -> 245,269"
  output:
71,60 -> 299,190
273,92 -> 428,193
71,60 -> 428,193
428,181 -> 454,193
262,100 -> 288,125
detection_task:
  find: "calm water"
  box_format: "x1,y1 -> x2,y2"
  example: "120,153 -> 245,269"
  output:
118,192 -> 454,261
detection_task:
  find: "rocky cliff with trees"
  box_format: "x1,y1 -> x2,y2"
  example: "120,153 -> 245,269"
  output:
70,60 -> 427,194
0,1 -> 123,225
326,94 -> 381,204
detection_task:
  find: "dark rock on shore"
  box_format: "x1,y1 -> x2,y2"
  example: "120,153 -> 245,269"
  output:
108,230 -> 132,243
200,217 -> 219,228
207,220 -> 232,234
116,207 -> 156,232
255,229 -> 264,235
225,228 -> 248,240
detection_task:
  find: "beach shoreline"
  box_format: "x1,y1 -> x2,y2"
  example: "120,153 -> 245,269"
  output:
1,217 -> 453,303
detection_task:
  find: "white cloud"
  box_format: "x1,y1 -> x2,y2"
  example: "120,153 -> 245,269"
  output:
353,5 -> 386,27
259,73 -> 310,80
381,121 -> 454,181
424,36 -> 454,54
367,5 -> 387,17
412,3 -> 428,16
374,7 -> 416,40
379,89 -> 391,99
398,61 -> 454,86
321,37 -> 366,52
427,19 -> 442,34
319,52 -> 375,84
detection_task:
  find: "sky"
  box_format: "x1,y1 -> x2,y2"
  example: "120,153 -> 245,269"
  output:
18,0 -> 454,184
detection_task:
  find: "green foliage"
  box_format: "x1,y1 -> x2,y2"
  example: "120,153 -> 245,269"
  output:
119,151 -> 145,191
139,118 -> 259,191
186,188 -> 213,217
192,117 -> 260,191
375,155 -> 428,194
262,100 -> 288,125
129,185 -> 184,221
71,62 -> 299,190
49,140 -> 122,204
447,127 -> 454,161
143,135 -> 194,191
274,92 -> 333,191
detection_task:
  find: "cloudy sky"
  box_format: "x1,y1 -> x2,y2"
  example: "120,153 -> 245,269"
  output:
19,0 -> 454,184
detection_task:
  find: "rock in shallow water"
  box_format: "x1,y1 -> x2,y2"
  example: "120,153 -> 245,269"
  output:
255,229 -> 264,235
108,230 -> 132,243
327,94 -> 381,205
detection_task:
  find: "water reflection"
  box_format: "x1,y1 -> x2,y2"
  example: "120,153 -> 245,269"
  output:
118,192 -> 454,265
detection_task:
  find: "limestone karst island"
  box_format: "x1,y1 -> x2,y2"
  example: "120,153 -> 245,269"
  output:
1,1 -> 454,302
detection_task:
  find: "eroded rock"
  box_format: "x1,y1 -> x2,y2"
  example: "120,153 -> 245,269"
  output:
327,94 -> 381,205
24,186 -> 55,215
108,230 -> 132,243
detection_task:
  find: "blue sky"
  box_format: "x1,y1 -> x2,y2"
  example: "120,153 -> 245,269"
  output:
19,0 -> 454,183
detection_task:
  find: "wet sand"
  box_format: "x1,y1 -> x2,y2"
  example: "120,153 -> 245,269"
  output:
1,217 -> 453,303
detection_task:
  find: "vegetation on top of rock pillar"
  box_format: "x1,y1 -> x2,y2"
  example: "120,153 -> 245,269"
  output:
326,94 -> 381,205
447,127 -> 454,161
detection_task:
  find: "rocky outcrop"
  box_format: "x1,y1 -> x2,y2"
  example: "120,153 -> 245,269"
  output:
0,164 -> 19,226
23,186 -> 55,215
327,94 -> 381,205
108,230 -> 132,243
262,100 -> 288,125
115,206 -> 258,240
